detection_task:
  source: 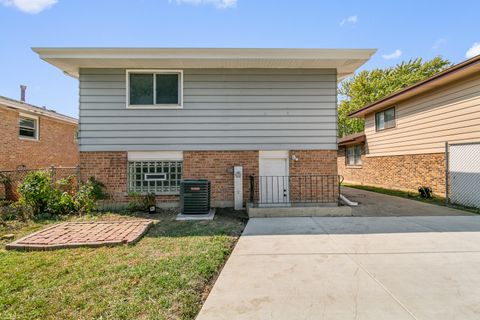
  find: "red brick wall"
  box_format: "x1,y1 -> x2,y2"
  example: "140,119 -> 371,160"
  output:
0,107 -> 79,170
79,151 -> 128,199
338,145 -> 446,195
79,151 -> 179,204
289,150 -> 339,203
289,150 -> 338,175
80,151 -> 259,206
80,150 -> 339,207
183,151 -> 259,207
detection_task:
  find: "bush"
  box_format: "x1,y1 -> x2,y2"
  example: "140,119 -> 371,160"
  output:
57,175 -> 77,196
126,192 -> 144,212
17,171 -> 56,216
87,177 -> 109,200
144,193 -> 156,209
48,191 -> 76,215
0,202 -> 30,221
16,171 -> 99,217
126,192 -> 157,213
75,183 -> 96,214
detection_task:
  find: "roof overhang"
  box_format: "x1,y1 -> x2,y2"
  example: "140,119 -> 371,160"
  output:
349,54 -> 480,118
0,96 -> 77,124
338,132 -> 366,146
32,47 -> 376,82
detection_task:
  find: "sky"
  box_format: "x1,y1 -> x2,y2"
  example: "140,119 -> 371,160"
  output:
0,0 -> 479,118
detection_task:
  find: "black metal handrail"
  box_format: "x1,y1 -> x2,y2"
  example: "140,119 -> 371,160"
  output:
250,174 -> 342,206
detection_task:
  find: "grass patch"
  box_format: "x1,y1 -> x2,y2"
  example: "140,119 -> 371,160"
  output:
0,209 -> 247,320
342,183 -> 479,214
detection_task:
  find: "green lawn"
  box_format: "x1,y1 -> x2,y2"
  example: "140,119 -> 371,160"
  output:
0,209 -> 247,320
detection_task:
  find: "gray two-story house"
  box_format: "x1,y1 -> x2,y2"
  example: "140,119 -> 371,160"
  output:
34,48 -> 375,208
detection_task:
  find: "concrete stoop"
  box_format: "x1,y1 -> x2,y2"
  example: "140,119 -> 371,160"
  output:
247,205 -> 352,218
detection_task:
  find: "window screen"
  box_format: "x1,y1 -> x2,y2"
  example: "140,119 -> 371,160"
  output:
19,117 -> 37,139
346,145 -> 363,166
156,74 -> 179,104
375,107 -> 396,131
129,74 -> 154,105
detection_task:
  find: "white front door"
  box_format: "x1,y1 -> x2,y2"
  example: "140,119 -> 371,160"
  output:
259,151 -> 289,206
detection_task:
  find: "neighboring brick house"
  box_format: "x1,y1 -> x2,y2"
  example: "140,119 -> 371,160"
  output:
34,47 -> 374,208
338,55 -> 480,196
0,95 -> 79,170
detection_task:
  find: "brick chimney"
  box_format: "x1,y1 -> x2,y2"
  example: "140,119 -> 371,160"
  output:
20,85 -> 27,102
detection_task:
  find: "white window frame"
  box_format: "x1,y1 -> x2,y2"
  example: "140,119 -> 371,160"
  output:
126,69 -> 183,109
19,113 -> 39,141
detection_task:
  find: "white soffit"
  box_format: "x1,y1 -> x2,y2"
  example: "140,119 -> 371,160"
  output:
32,48 -> 376,82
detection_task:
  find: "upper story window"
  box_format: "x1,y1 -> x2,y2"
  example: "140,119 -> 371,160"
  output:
375,107 -> 396,131
127,70 -> 183,108
19,114 -> 38,140
346,145 -> 362,166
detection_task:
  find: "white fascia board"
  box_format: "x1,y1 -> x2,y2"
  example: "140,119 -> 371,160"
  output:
32,48 -> 377,81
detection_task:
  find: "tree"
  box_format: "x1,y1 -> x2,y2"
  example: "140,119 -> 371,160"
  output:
338,57 -> 451,137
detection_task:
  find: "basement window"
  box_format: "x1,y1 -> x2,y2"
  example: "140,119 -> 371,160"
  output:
375,107 -> 396,131
128,160 -> 183,194
19,114 -> 38,140
346,145 -> 363,166
127,70 -> 183,108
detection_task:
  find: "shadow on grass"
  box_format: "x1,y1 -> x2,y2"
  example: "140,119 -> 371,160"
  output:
147,208 -> 248,238
95,207 -> 249,238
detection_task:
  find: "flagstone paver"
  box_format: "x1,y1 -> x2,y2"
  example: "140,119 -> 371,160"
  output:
6,220 -> 153,251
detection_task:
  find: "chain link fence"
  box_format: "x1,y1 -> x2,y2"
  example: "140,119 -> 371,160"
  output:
446,142 -> 480,209
0,167 -> 155,213
0,166 -> 79,202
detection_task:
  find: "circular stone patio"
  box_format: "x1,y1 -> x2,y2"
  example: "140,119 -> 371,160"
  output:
6,220 -> 153,251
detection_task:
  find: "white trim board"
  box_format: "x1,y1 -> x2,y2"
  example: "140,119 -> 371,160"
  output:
259,150 -> 289,159
19,112 -> 40,141
128,151 -> 183,161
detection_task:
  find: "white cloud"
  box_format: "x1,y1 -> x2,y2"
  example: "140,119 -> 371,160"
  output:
382,49 -> 402,60
170,0 -> 237,9
465,42 -> 480,59
340,15 -> 357,26
433,38 -> 447,50
0,0 -> 57,14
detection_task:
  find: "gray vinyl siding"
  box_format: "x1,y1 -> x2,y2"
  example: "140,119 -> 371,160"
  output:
78,68 -> 337,151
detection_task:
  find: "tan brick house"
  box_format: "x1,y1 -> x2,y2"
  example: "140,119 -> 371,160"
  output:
338,55 -> 480,196
34,47 -> 374,208
0,95 -> 79,170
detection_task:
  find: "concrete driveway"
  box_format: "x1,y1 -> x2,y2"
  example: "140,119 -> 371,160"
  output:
197,216 -> 480,320
342,187 -> 468,216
